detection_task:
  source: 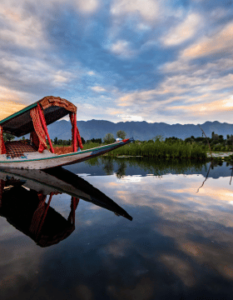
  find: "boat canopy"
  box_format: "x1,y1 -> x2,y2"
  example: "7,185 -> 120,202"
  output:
0,96 -> 77,137
0,96 -> 83,155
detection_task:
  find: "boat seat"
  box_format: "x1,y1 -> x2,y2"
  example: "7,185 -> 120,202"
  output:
5,141 -> 37,158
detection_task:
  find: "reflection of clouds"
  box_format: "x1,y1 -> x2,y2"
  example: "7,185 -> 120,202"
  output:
160,255 -> 195,287
1,169 -> 233,296
180,242 -> 233,280
0,234 -> 43,298
104,239 -> 131,258
75,284 -> 93,300
119,175 -> 142,183
108,277 -> 154,300
86,173 -> 233,286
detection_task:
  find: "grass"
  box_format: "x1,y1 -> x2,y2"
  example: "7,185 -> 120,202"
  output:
53,142 -> 101,154
106,140 -> 207,160
52,140 -> 207,160
82,142 -> 101,150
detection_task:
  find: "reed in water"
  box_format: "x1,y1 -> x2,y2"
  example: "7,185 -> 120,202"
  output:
106,139 -> 207,160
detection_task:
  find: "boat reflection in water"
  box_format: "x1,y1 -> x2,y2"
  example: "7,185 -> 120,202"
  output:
0,167 -> 132,247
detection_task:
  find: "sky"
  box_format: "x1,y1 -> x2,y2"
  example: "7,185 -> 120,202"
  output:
0,0 -> 233,124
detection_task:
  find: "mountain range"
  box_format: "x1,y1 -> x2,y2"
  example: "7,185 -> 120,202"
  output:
47,120 -> 233,141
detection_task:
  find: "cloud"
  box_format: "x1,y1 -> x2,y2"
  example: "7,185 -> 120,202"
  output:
90,86 -> 106,92
87,71 -> 96,76
0,54 -> 76,92
109,40 -> 134,58
119,114 -> 144,122
110,0 -> 160,22
73,0 -> 99,14
0,3 -> 47,50
0,100 -> 26,121
162,13 -> 202,46
0,0 -> 233,124
0,86 -> 30,120
182,22 -> 233,58
168,97 -> 233,120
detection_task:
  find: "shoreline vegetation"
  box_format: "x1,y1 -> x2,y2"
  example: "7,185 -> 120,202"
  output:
105,139 -> 207,160
50,131 -> 233,161
11,130 -> 233,161
54,140 -> 208,160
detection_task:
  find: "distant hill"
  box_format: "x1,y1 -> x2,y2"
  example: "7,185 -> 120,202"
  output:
47,120 -> 233,141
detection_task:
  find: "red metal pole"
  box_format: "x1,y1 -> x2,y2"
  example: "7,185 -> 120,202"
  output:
76,127 -> 83,149
73,113 -> 77,152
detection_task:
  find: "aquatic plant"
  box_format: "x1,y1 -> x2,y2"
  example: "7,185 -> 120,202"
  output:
104,140 -> 207,160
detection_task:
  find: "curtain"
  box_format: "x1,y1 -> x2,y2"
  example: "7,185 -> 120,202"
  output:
0,126 -> 6,155
30,104 -> 54,153
30,107 -> 47,153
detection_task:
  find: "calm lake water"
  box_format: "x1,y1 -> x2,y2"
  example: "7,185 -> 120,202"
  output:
1,158 -> 233,300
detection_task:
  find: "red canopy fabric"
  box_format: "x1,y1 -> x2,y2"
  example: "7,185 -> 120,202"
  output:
30,104 -> 54,153
40,96 -> 77,113
30,106 -> 48,153
0,126 -> 6,155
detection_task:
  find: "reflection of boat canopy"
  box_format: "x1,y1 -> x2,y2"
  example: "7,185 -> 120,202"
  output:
0,167 -> 132,220
0,96 -> 132,169
0,167 -> 132,247
0,184 -> 77,247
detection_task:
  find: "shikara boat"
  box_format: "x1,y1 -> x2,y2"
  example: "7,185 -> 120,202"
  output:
0,96 -> 132,169
0,166 -> 132,247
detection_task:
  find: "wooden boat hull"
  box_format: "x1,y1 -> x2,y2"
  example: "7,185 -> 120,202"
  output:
0,139 -> 132,170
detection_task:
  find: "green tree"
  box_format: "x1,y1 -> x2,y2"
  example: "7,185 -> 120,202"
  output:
81,137 -> 85,145
54,137 -> 58,145
3,133 -> 15,142
104,133 -> 115,144
103,158 -> 114,175
116,130 -> 126,140
154,135 -> 164,142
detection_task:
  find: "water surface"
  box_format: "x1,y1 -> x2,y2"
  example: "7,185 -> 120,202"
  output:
1,158 -> 233,300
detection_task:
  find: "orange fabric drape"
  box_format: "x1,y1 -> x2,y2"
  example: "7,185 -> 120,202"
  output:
37,104 -> 54,153
30,104 -> 54,153
0,126 -> 6,155
69,113 -> 83,152
30,107 -> 47,153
